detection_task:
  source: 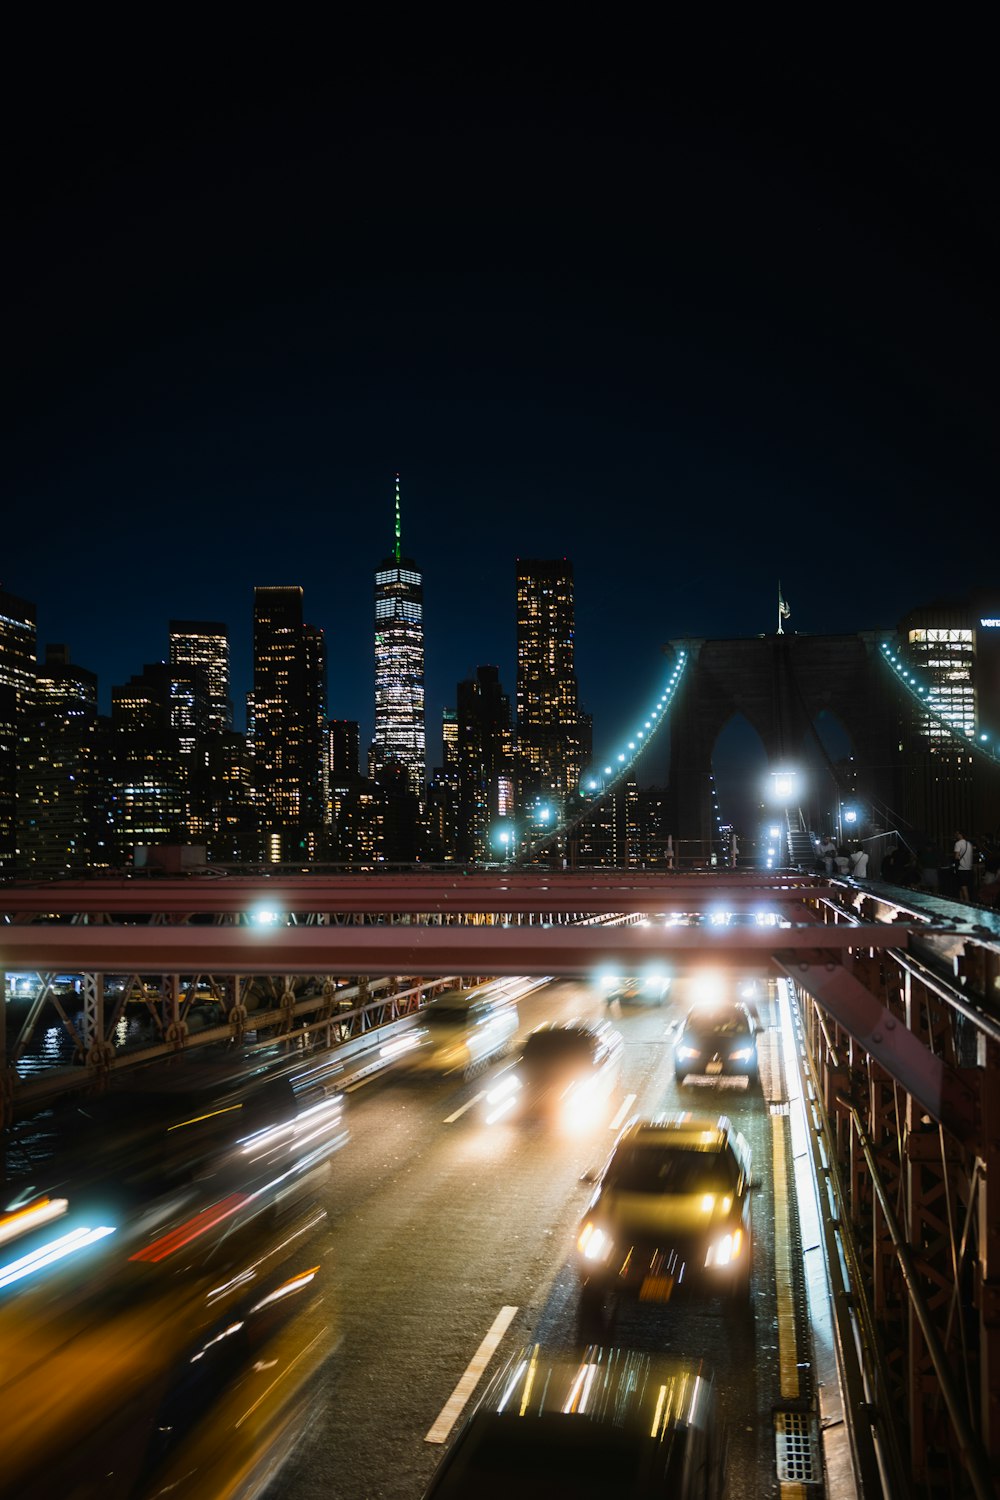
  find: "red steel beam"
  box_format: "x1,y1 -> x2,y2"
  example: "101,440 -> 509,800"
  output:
773,951 -> 977,1146
0,922 -> 909,976
0,873 -> 852,917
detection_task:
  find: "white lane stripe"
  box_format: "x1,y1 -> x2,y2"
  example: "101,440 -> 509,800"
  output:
609,1094 -> 636,1131
443,1092 -> 486,1125
424,1305 -> 518,1444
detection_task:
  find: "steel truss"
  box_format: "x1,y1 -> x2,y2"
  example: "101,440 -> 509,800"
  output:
792,890 -> 999,1498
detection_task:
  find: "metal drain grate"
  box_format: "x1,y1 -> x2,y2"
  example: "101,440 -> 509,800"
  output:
775,1409 -> 822,1485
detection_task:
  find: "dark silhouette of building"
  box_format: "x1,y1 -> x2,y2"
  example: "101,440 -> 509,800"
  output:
204,731 -> 256,863
456,665 -> 513,861
328,720 -> 360,782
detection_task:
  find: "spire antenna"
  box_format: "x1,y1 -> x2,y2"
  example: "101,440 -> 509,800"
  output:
394,473 -> 402,564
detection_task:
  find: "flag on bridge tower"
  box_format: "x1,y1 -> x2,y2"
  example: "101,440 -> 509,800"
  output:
777,583 -> 791,635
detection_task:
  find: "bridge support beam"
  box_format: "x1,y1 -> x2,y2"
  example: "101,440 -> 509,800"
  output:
790,937 -> 1000,1495
774,949 -> 977,1145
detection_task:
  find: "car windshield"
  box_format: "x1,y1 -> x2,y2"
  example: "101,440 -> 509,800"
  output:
427,1413 -> 686,1499
606,1144 -> 737,1194
523,1031 -> 593,1064
425,1007 -> 476,1028
687,1012 -> 750,1037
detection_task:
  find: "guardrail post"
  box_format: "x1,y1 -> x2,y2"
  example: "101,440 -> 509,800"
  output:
164,974 -> 187,1050
279,981 -> 296,1035
977,1035 -> 1000,1468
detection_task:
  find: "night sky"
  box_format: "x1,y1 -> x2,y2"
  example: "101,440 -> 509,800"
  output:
8,44 -> 998,780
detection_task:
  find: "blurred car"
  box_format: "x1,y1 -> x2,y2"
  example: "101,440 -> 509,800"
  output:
483,1020 -> 623,1130
0,1073 -> 344,1498
409,988 -> 519,1079
576,1113 -> 754,1330
674,1000 -> 759,1084
598,970 -> 670,1006
422,1343 -> 724,1500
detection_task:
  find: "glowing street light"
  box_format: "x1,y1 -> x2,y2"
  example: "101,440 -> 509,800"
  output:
768,768 -> 799,804
251,906 -> 282,927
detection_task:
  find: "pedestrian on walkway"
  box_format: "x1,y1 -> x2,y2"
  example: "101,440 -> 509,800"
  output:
953,830 -> 974,902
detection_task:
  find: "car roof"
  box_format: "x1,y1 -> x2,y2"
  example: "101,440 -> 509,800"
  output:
426,990 -> 498,1014
524,1019 -> 608,1044
617,1113 -> 733,1150
480,1343 -> 713,1425
683,999 -> 753,1024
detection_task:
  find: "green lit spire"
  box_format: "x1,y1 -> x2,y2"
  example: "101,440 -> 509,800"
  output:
394,473 -> 402,564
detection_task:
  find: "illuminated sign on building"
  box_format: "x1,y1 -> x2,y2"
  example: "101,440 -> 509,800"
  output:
980,618 -> 1000,628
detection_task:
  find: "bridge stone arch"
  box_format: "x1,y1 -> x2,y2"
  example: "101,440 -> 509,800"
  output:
711,711 -> 769,835
667,632 -> 896,850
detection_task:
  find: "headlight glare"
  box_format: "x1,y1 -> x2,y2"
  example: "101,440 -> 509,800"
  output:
577,1222 -> 613,1262
705,1227 -> 743,1268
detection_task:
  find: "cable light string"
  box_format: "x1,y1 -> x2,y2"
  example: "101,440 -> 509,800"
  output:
517,650 -> 689,862
880,641 -> 999,768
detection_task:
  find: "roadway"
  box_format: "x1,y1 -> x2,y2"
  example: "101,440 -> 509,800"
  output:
265,976 -> 812,1500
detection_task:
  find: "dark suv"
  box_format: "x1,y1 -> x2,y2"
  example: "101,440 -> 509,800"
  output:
674,1000 -> 759,1084
423,1344 -> 724,1499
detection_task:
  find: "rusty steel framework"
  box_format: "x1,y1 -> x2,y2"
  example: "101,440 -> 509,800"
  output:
790,888 -> 1000,1498
2,869 -> 1000,1494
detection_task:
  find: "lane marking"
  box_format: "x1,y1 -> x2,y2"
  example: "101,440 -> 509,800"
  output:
425,1305 -> 518,1444
443,1092 -> 486,1125
771,1114 -> 801,1400
609,1094 -> 636,1131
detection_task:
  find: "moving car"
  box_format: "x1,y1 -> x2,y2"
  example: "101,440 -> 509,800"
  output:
483,1019 -> 623,1130
674,1000 -> 759,1084
576,1113 -> 754,1332
422,1344 -> 724,1500
1,1074 -> 344,1498
600,970 -> 671,1006
409,988 -> 519,1078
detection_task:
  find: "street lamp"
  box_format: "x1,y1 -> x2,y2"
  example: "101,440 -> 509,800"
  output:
767,768 -> 799,804
492,822 -> 516,865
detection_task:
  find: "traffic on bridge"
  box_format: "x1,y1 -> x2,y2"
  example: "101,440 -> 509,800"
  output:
2,869 -> 999,1497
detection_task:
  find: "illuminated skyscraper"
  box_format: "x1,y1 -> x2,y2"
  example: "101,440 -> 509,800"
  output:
169,620 -> 233,731
515,559 -> 584,803
895,593 -> 1000,843
110,662 -> 186,861
18,646 -> 111,878
0,588 -> 37,876
0,588 -> 37,712
252,586 -> 328,863
372,476 -> 426,798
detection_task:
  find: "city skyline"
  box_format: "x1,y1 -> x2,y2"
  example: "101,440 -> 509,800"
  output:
9,57 -> 997,777
5,540 -> 1000,789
